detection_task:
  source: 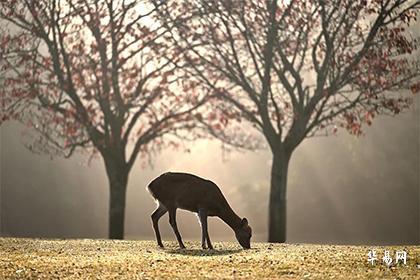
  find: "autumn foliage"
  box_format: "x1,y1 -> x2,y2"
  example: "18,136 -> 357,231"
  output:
158,0 -> 419,140
0,1 -> 207,161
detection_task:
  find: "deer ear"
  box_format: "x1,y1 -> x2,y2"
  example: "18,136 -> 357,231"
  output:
241,218 -> 248,227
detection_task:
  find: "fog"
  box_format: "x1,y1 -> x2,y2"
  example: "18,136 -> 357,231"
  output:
0,96 -> 419,245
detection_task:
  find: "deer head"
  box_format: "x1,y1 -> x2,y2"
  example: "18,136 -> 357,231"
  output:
235,218 -> 252,249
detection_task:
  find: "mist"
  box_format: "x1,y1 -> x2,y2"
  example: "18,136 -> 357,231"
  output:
0,96 -> 419,245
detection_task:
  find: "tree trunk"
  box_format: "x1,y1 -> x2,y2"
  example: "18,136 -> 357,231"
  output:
268,150 -> 291,243
105,155 -> 128,240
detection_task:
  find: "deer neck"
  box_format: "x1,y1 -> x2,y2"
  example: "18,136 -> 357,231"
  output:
218,205 -> 242,231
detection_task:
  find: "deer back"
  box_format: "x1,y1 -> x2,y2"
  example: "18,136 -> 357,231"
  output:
147,172 -> 228,214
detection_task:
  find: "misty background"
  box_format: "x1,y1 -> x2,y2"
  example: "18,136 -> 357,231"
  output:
0,96 -> 419,245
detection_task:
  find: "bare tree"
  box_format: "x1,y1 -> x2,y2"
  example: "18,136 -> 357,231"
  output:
0,0 -> 209,239
156,0 -> 420,242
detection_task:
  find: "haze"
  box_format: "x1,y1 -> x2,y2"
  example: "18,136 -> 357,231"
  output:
0,96 -> 419,245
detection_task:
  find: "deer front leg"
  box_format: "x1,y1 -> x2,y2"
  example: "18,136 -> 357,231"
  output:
151,204 -> 167,248
198,208 -> 213,250
197,210 -> 207,249
168,208 -> 186,249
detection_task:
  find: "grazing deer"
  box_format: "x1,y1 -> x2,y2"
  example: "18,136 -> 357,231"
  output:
147,172 -> 252,249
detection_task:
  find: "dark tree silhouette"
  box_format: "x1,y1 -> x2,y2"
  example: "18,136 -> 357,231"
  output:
156,0 -> 420,242
0,0 -> 209,239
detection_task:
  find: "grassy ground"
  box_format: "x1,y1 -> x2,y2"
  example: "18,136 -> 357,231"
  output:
0,238 -> 419,279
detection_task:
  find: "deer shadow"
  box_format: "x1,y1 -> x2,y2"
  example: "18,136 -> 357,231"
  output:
166,248 -> 242,257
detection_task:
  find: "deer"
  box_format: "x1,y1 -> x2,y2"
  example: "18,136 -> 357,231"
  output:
147,172 -> 252,250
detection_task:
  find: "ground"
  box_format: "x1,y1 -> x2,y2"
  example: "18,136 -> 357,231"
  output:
0,238 -> 419,279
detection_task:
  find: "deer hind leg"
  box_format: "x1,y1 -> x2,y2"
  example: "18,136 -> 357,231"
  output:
198,208 -> 213,250
168,207 -> 186,249
151,203 -> 167,248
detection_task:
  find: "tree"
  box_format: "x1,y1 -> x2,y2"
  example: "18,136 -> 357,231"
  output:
156,0 -> 420,242
0,0 -> 209,239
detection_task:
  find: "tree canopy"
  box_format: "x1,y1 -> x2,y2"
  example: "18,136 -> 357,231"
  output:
0,0 -> 208,169
158,0 -> 420,152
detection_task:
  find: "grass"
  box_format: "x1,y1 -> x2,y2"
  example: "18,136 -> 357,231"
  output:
0,238 -> 419,279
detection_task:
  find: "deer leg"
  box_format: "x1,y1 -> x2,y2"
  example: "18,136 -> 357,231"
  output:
198,208 -> 213,250
151,204 -> 167,248
168,208 -> 185,249
197,211 -> 207,249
